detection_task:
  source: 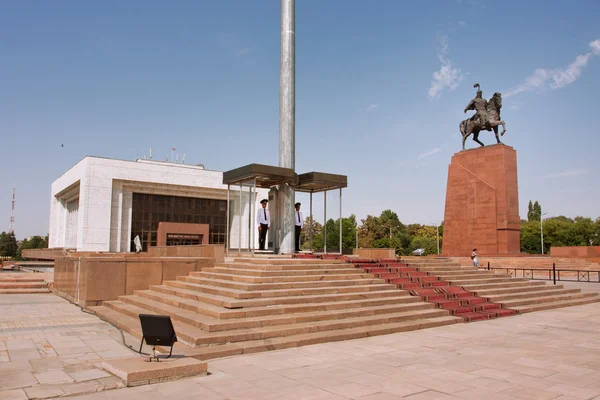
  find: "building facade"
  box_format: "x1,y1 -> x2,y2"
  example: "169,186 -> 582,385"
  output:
49,157 -> 266,252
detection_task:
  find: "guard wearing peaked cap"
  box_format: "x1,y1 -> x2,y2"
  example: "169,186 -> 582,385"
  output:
294,202 -> 303,253
256,199 -> 270,250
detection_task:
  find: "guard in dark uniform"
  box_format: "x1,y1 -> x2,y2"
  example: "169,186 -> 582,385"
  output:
256,199 -> 270,250
294,202 -> 303,253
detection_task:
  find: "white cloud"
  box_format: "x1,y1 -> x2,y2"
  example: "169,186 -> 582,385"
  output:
505,39 -> 599,98
543,168 -> 589,179
418,147 -> 441,159
457,21 -> 466,26
428,35 -> 465,99
590,39 -> 600,55
366,104 -> 379,112
235,47 -> 252,56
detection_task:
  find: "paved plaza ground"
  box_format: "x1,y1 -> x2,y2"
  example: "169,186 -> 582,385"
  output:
1,282 -> 600,399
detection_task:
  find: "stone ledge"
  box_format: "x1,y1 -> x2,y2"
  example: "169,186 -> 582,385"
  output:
102,356 -> 207,387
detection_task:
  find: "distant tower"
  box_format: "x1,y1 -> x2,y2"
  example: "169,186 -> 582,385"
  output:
9,186 -> 15,234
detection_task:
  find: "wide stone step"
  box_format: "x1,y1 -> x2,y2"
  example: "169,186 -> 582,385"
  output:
460,281 -> 547,291
484,288 -> 581,302
472,284 -> 565,296
447,277 -> 530,285
0,277 -> 47,282
0,282 -> 48,289
215,262 -> 353,271
414,266 -> 472,271
422,270 -> 491,276
205,267 -> 363,277
100,299 -> 446,346
91,304 -> 460,356
441,273 -> 519,281
150,284 -> 406,308
194,271 -> 375,283
124,290 -> 422,319
0,288 -> 50,294
498,292 -> 596,308
177,276 -> 386,291
164,279 -> 396,299
105,296 -> 437,334
510,295 -> 600,313
233,258 -> 344,265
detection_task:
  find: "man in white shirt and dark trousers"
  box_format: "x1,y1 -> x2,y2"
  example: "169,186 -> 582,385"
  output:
257,199 -> 270,250
294,202 -> 303,253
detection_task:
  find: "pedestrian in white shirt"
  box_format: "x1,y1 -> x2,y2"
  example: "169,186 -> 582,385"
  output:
256,199 -> 270,250
471,248 -> 479,267
294,202 -> 303,253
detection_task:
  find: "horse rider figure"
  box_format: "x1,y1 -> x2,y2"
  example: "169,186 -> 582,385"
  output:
464,83 -> 490,130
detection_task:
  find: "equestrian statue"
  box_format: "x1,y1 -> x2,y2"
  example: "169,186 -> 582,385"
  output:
460,83 -> 507,150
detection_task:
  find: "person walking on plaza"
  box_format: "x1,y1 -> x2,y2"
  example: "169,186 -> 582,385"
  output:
257,198 -> 270,250
294,202 -> 303,253
471,248 -> 479,267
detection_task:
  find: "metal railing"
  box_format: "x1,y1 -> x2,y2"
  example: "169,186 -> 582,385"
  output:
482,262 -> 600,285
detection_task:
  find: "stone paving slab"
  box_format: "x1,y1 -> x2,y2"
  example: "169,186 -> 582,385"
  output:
5,291 -> 600,399
48,300 -> 600,400
0,294 -> 136,399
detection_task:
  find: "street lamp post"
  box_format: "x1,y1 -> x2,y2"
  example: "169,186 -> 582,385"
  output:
431,222 -> 440,255
541,211 -> 548,254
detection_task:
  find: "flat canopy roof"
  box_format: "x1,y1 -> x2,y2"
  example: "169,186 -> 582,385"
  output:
296,171 -> 347,193
223,164 -> 348,192
222,163 -> 296,188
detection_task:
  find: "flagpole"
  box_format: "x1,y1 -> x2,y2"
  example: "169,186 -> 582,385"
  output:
171,148 -> 174,162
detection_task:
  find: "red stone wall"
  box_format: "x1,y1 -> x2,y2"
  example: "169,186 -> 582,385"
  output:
550,246 -> 600,258
442,144 -> 521,257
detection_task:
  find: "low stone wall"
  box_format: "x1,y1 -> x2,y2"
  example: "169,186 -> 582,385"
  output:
352,248 -> 396,259
53,256 -> 215,307
551,246 -> 600,258
22,248 -> 69,261
147,245 -> 224,263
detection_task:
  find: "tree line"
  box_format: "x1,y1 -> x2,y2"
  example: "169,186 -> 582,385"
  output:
0,232 -> 48,259
300,209 -> 442,256
2,200 -> 597,259
300,202 -> 600,256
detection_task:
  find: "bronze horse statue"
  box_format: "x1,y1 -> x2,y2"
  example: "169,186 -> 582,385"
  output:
460,92 -> 507,150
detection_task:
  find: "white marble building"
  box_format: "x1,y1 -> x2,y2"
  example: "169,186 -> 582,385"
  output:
49,156 -> 267,252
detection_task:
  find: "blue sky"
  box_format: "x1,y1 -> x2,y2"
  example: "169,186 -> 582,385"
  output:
1,0 -> 599,238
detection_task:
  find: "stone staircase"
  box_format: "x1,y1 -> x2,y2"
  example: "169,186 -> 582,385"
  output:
90,258 -> 461,360
403,260 -> 600,314
0,273 -> 50,294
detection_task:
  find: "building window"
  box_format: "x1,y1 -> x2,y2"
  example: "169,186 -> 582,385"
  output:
130,193 -> 227,251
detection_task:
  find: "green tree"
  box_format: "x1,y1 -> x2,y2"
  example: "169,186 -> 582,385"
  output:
520,220 -> 541,254
409,236 -> 438,255
416,226 -> 437,239
300,216 -> 323,250
527,200 -> 542,221
0,232 -> 18,257
322,215 -> 358,253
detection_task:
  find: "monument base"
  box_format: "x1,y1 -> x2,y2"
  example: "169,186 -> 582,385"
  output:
442,144 -> 521,257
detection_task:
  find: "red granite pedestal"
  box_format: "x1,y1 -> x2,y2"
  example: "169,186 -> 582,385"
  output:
442,144 -> 521,257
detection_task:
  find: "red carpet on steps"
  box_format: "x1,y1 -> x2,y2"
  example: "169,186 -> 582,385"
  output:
349,259 -> 517,322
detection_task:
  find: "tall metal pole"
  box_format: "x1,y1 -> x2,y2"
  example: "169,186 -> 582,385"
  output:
324,191 -> 327,253
437,225 -> 440,255
541,211 -> 547,254
309,191 -> 313,251
9,186 -> 15,234
339,188 -> 342,255
278,0 -> 295,254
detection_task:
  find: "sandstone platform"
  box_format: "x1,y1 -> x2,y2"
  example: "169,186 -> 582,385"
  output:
443,144 -> 521,257
102,356 -> 207,387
